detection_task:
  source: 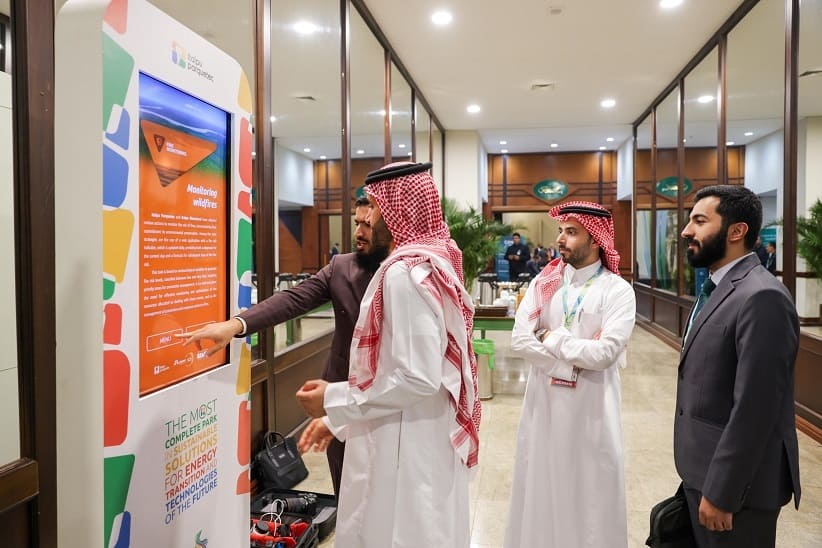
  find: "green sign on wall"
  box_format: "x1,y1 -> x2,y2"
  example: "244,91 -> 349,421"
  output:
532,179 -> 569,201
355,185 -> 366,199
656,176 -> 693,198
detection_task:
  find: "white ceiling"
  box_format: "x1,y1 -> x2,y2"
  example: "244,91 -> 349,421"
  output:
44,0 -> 822,157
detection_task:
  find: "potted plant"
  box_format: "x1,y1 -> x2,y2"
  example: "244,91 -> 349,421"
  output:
442,197 -> 515,292
796,198 -> 822,278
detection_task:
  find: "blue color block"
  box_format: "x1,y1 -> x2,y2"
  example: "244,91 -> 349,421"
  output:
113,511 -> 131,548
106,108 -> 131,150
238,283 -> 252,309
103,144 -> 129,207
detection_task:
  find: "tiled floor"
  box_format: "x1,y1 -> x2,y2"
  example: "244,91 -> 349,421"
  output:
295,325 -> 822,547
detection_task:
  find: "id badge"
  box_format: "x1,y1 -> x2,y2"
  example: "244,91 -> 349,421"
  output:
550,367 -> 579,389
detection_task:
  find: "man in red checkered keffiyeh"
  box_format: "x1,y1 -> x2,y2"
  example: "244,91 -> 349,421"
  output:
295,162 -> 479,548
503,199 -> 636,548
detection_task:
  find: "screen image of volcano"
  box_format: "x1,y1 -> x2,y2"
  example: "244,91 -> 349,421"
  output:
137,72 -> 230,396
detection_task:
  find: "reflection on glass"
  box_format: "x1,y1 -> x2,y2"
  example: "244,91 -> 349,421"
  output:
415,98 -> 430,164
635,116 -> 652,284
351,7 -> 386,167
656,89 -> 679,292
390,63 -> 412,162
682,48 -> 719,296
432,124 -> 443,192
0,7 -> 19,464
797,0 -> 822,319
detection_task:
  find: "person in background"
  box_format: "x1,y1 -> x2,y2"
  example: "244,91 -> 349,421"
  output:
329,242 -> 340,260
526,250 -> 542,277
765,241 -> 777,275
505,232 -> 531,281
754,236 -> 768,266
504,201 -> 635,548
178,196 -> 386,497
295,162 -> 480,548
677,185 -> 800,547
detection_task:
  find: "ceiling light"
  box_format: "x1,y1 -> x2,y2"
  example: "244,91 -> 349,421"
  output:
320,155 -> 327,160
269,115 -> 277,122
606,137 -> 615,142
600,98 -> 616,108
550,143 -> 559,148
726,141 -> 735,146
697,95 -> 714,104
659,0 -> 684,8
599,146 -> 607,150
466,104 -> 481,114
499,140 -> 507,145
251,151 -> 256,157
407,152 -> 413,157
431,11 -> 453,25
744,131 -> 754,137
356,149 -> 365,155
293,21 -> 318,35
501,149 -> 509,154
303,148 -> 311,153
398,143 -> 406,149
683,138 -> 687,143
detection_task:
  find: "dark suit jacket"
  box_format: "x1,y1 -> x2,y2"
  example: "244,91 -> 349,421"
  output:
238,253 -> 373,383
675,254 -> 800,513
766,253 -> 776,274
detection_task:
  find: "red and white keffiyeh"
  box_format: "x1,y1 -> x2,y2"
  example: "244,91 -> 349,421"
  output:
529,200 -> 620,321
349,162 -> 481,468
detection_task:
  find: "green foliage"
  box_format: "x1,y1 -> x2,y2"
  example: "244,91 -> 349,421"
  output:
442,198 -> 515,291
796,199 -> 822,276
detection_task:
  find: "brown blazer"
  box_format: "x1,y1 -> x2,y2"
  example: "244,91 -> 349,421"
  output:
238,253 -> 373,383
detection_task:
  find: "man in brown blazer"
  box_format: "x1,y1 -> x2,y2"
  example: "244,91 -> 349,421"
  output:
180,197 -> 388,496
676,185 -> 800,547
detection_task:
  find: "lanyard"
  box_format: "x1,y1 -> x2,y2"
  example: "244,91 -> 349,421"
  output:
561,265 -> 604,328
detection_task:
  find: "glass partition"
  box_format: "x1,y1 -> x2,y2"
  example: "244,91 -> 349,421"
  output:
350,7 -> 387,174
414,98 -> 430,164
682,48 -> 719,296
797,0 -> 822,323
0,4 -> 19,465
390,62 -> 412,162
635,115 -> 653,285
432,123 -> 443,193
655,89 -> 680,292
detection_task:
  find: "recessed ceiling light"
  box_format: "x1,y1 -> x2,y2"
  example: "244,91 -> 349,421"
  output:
600,98 -> 616,108
466,104 -> 481,114
269,115 -> 277,122
501,149 -> 509,154
659,0 -> 684,9
398,143 -> 406,149
431,11 -> 453,25
599,146 -> 607,150
606,137 -> 615,142
293,21 -> 318,34
726,141 -> 735,146
356,149 -> 365,155
303,148 -> 312,153
744,131 -> 754,137
697,95 -> 714,104
550,143 -> 559,148
499,140 -> 507,145
320,155 -> 327,160
407,152 -> 413,157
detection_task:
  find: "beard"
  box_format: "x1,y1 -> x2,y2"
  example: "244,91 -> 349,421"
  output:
355,243 -> 390,273
558,238 -> 595,269
686,226 -> 727,268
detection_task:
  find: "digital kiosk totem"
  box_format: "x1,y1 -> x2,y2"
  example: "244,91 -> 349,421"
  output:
55,1 -> 253,546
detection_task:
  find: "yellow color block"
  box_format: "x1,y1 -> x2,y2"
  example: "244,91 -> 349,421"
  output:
236,343 -> 251,394
103,209 -> 135,283
237,72 -> 252,113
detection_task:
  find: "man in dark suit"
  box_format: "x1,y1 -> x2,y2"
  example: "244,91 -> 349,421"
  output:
765,242 -> 777,275
677,185 -> 800,547
179,197 -> 388,497
505,232 -> 530,281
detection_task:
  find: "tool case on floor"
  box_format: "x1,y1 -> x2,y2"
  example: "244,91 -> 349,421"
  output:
250,487 -> 337,547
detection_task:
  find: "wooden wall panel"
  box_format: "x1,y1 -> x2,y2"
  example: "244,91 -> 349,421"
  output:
635,286 -> 653,320
277,217 -> 303,274
654,295 -> 680,335
504,152 -> 604,184
612,199 -> 632,276
301,207 -> 320,273
0,502 -> 32,547
273,333 -> 332,435
795,332 -> 822,440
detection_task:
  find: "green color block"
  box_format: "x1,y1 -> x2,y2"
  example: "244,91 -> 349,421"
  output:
102,34 -> 135,131
103,278 -> 116,300
104,454 -> 135,547
236,218 -> 252,280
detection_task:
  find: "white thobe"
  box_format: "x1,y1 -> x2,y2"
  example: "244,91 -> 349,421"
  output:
323,261 -> 471,548
504,260 -> 636,548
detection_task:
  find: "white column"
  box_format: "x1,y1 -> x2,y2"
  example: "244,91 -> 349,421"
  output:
444,130 -> 484,210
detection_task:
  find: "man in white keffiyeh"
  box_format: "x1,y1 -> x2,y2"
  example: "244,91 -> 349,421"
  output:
296,162 -> 479,548
503,201 -> 636,548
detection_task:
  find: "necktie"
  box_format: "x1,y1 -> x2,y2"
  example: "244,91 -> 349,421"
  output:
683,278 -> 716,343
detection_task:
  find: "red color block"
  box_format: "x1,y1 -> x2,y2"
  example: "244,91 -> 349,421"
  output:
103,0 -> 128,34
237,400 -> 251,465
103,303 -> 123,345
236,468 -> 251,494
238,191 -> 252,218
104,350 -> 130,447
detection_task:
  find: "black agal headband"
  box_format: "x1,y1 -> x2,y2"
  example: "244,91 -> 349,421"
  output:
364,162 -> 433,185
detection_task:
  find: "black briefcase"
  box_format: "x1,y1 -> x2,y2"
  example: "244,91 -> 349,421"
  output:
253,432 -> 309,490
646,483 -> 697,548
